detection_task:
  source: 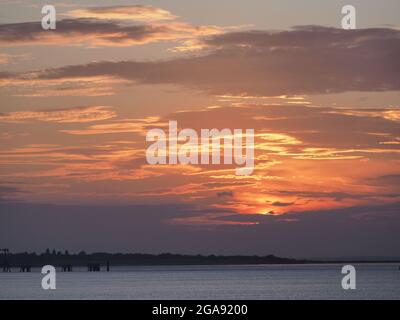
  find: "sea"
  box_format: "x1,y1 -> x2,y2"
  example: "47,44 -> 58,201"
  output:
0,264 -> 399,300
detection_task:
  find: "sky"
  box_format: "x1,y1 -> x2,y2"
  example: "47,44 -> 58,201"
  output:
0,1 -> 399,258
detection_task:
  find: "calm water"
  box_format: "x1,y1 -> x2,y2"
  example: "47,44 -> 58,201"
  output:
0,264 -> 399,300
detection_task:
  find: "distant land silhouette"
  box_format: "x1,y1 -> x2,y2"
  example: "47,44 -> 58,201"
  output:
2,250 -> 309,268
2,249 -> 400,269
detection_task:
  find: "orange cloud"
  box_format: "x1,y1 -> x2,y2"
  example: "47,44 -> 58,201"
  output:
60,117 -> 164,135
0,75 -> 128,97
327,108 -> 400,122
0,103 -> 399,220
65,5 -> 177,22
0,53 -> 11,64
0,53 -> 30,65
0,106 -> 116,123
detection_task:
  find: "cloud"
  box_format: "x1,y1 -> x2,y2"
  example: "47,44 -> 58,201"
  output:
0,53 -> 30,65
366,174 -> 400,186
35,26 -> 400,96
60,116 -> 163,134
217,191 -> 234,197
0,19 -> 222,47
0,185 -> 24,201
1,102 -> 397,217
65,5 -> 177,22
328,108 -> 400,123
271,201 -> 294,207
160,104 -> 400,153
0,53 -> 11,64
0,75 -> 128,97
1,202 -> 400,257
0,106 -> 116,123
0,72 -> 13,79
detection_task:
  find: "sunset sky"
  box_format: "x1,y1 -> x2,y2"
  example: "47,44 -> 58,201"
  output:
0,0 -> 399,258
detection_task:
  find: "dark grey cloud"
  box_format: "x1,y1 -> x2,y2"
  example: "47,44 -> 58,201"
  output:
271,201 -> 294,207
0,186 -> 24,201
366,174 -> 400,186
1,202 -> 399,258
272,190 -> 399,201
205,26 -> 400,49
34,26 -> 400,96
0,72 -> 13,79
216,191 -> 234,197
0,19 -> 178,45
